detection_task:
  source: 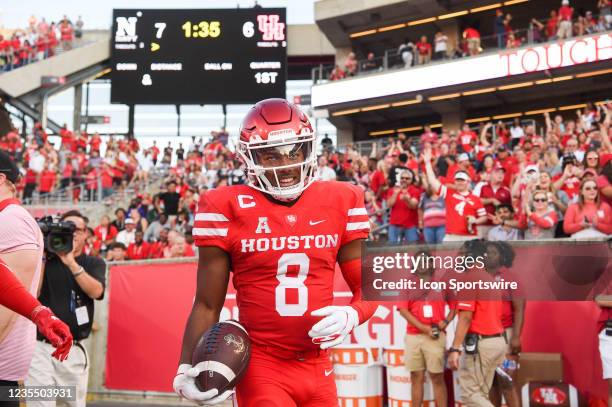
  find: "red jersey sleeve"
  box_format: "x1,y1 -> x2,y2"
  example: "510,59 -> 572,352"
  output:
342,184 -> 370,246
456,300 -> 476,312
193,190 -> 233,252
474,196 -> 487,218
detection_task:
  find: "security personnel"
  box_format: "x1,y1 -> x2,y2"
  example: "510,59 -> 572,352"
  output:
447,240 -> 506,407
25,210 -> 105,407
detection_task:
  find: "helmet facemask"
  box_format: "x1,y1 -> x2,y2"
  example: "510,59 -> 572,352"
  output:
238,129 -> 317,201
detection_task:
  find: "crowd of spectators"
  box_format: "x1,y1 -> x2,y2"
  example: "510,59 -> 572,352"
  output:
77,98 -> 612,262
316,101 -> 612,244
329,0 -> 611,80
0,122 -> 241,261
79,130 -> 242,262
0,14 -> 83,72
0,123 -> 139,203
2,100 -> 612,261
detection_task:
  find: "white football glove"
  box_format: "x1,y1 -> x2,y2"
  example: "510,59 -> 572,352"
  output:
308,306 -> 359,349
173,364 -> 234,406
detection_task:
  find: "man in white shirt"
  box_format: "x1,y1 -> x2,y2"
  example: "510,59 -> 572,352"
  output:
316,156 -> 336,181
116,219 -> 136,246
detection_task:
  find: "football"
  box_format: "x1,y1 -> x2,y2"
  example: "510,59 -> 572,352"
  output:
191,320 -> 251,394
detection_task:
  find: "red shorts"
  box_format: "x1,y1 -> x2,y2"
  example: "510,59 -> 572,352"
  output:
233,344 -> 337,407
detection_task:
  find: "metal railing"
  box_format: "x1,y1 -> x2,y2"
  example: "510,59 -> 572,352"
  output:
312,16 -> 611,84
22,166 -> 167,207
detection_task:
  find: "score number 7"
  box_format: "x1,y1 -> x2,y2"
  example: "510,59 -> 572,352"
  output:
154,22 -> 166,39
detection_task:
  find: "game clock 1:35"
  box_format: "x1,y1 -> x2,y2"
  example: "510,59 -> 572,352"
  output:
182,21 -> 221,38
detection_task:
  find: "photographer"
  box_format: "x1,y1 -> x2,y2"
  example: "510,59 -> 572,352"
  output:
25,210 -> 106,407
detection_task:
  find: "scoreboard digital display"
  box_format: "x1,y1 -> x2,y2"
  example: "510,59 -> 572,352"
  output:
110,8 -> 287,105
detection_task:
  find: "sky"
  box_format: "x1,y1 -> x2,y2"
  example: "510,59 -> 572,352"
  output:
0,0 -> 315,29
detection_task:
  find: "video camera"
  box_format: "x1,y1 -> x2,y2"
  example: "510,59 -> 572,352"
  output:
37,216 -> 76,255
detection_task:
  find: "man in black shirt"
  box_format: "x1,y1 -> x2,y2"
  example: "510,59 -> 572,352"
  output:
388,153 -> 409,187
25,210 -> 105,407
160,181 -> 181,216
176,143 -> 185,161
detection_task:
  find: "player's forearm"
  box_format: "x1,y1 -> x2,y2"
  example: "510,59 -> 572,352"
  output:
0,262 -> 41,319
179,301 -> 220,364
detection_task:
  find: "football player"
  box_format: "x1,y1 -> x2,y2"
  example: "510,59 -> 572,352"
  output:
174,99 -> 377,406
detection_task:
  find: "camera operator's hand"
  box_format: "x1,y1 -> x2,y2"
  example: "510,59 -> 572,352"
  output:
57,251 -> 78,269
31,306 -> 73,361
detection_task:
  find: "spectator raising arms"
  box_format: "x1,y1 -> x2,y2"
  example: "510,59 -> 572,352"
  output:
423,147 -> 487,241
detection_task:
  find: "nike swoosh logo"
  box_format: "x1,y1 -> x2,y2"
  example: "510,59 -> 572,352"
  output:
325,369 -> 334,376
309,220 -> 326,226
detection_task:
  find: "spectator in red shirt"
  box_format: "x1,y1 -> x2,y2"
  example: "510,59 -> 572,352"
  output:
416,35 -> 432,65
463,27 -> 481,56
59,19 -> 74,51
84,166 -> 98,201
386,169 -> 420,243
546,10 -> 559,39
477,163 -> 512,237
370,160 -> 388,200
166,234 -> 195,258
89,133 -> 102,153
519,189 -> 558,239
563,178 -> 612,238
420,125 -> 438,146
557,0 -> 574,39
127,231 -> 150,260
47,23 -> 58,57
94,215 -> 118,253
38,164 -> 56,197
553,155 -> 582,201
149,227 -> 170,259
448,154 -> 477,182
423,148 -> 488,241
329,65 -> 346,81
35,34 -> 47,61
598,161 -> 612,207
458,124 -> 478,154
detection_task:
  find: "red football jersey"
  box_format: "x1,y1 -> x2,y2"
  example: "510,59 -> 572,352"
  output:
193,181 -> 370,352
438,185 -> 486,235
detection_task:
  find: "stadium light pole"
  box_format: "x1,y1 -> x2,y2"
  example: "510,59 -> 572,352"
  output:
176,104 -> 181,137
222,104 -> 227,129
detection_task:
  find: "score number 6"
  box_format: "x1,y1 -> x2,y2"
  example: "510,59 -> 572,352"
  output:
243,21 -> 255,38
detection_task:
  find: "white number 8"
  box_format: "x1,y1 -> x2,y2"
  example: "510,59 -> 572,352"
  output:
275,253 -> 309,316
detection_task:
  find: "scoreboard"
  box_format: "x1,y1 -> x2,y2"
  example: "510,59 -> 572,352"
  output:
110,8 -> 287,105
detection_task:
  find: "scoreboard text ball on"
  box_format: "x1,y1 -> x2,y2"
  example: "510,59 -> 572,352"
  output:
110,8 -> 287,105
